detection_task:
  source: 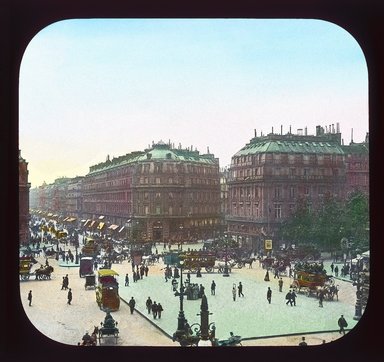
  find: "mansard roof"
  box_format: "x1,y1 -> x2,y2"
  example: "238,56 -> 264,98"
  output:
88,142 -> 217,174
234,133 -> 345,157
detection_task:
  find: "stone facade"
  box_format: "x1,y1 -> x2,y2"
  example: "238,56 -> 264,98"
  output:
81,142 -> 221,242
226,125 -> 368,249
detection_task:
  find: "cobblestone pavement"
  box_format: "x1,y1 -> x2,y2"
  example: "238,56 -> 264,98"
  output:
19,244 -> 362,347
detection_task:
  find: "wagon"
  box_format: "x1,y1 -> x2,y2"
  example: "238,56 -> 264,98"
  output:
19,256 -> 35,281
95,269 -> 120,311
290,270 -> 327,297
84,274 -> 96,290
179,251 -> 216,273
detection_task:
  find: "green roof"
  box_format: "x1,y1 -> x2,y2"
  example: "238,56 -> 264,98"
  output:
235,136 -> 345,157
88,142 -> 217,175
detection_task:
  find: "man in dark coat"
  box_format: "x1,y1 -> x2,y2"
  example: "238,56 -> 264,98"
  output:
128,297 -> 136,314
67,288 -> 72,305
286,290 -> 292,306
151,301 -> 158,319
28,290 -> 32,306
146,297 -> 152,314
157,303 -> 163,318
338,315 -> 348,335
267,287 -> 272,304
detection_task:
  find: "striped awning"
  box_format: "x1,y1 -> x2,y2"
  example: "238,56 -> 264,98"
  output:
97,222 -> 105,230
108,224 -> 119,230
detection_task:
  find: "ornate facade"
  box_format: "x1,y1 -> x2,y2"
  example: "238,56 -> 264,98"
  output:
82,142 -> 221,242
226,125 -> 349,249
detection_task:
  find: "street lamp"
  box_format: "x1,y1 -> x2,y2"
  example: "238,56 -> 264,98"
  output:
173,260 -> 188,344
222,234 -> 230,277
353,272 -> 363,320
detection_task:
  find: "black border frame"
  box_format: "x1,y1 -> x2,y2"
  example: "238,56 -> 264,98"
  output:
1,1 -> 383,361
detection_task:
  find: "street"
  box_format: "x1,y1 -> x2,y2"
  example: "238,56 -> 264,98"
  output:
19,243 -> 359,347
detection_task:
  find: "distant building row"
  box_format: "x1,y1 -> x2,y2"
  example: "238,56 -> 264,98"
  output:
26,124 -> 369,246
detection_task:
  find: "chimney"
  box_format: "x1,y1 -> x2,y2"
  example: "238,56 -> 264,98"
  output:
281,125 -> 283,135
254,129 -> 257,137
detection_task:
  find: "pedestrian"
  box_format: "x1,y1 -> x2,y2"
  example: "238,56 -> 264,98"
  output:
196,268 -> 202,278
186,272 -> 191,283
338,314 -> 348,335
152,301 -> 158,319
285,290 -> 293,306
211,280 -> 216,295
334,265 -> 339,277
238,282 -> 244,297
28,290 -> 32,306
64,274 -> 69,290
291,290 -> 297,306
172,278 -> 178,292
267,287 -> 272,304
146,297 -> 153,314
67,288 -> 72,305
330,263 -> 334,274
157,303 -> 163,319
61,276 -> 66,290
128,297 -> 136,314
232,284 -> 237,301
264,270 -> 270,281
144,265 -> 149,277
278,277 -> 283,292
125,273 -> 129,286
299,336 -> 307,346
318,289 -> 324,307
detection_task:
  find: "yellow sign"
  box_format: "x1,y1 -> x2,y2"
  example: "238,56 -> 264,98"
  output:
265,239 -> 273,250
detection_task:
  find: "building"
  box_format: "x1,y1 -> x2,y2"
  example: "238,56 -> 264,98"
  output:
226,125 -> 348,250
19,150 -> 30,245
342,132 -> 369,196
82,141 -> 221,243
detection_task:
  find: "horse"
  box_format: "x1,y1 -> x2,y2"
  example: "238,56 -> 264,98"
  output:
240,257 -> 256,268
35,265 -> 54,280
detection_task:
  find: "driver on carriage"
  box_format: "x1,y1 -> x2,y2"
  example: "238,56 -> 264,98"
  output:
82,331 -> 92,345
103,311 -> 116,329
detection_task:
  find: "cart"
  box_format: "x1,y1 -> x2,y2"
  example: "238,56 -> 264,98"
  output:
85,274 -> 96,290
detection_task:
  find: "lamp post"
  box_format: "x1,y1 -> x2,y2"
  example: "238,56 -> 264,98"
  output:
222,234 -> 230,277
353,272 -> 363,320
196,294 -> 216,346
173,260 -> 188,343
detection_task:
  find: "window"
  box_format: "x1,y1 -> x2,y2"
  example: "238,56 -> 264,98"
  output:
274,203 -> 282,219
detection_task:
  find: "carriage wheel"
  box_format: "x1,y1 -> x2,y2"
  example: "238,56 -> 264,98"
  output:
237,262 -> 244,269
205,266 -> 213,273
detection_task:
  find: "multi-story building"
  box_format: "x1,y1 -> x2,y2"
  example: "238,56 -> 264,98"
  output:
342,132 -> 369,196
226,125 -> 348,250
19,150 -> 30,245
82,141 -> 221,242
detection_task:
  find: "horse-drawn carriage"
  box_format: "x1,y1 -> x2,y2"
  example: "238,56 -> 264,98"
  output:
85,274 -> 96,290
97,311 -> 119,344
79,256 -> 94,277
179,251 -> 216,273
96,269 -> 120,311
290,261 -> 333,298
19,256 -> 36,280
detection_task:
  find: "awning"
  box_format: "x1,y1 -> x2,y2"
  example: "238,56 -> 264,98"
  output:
67,217 -> 77,222
118,226 -> 125,233
99,215 -> 105,220
97,269 -> 119,277
63,217 -> 69,222
89,220 -> 97,228
97,222 -> 105,230
108,224 -> 119,230
83,219 -> 91,227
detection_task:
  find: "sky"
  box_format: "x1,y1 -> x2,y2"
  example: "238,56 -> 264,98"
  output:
19,19 -> 369,188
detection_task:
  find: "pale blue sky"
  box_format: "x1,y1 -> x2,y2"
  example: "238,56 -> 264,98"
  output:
19,19 -> 368,188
